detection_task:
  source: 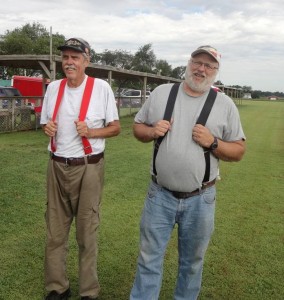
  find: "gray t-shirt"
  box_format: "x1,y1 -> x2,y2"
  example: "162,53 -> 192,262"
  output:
134,83 -> 246,192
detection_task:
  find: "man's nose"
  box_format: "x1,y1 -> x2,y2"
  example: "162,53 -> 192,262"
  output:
65,56 -> 73,64
197,62 -> 206,71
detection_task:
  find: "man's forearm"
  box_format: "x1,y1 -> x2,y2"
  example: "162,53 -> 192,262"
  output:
213,139 -> 246,162
87,120 -> 121,139
133,123 -> 155,143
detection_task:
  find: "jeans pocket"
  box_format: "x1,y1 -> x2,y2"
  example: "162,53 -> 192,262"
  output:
202,186 -> 216,204
147,181 -> 160,199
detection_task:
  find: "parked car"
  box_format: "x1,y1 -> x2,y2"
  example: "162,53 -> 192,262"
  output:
117,89 -> 151,107
0,86 -> 22,108
121,89 -> 151,98
114,88 -> 129,98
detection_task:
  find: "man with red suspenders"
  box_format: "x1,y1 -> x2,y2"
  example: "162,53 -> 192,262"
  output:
41,38 -> 120,300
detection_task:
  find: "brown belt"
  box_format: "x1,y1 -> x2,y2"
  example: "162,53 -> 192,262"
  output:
51,152 -> 104,166
151,175 -> 216,199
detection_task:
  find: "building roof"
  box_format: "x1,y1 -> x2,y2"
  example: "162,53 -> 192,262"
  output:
0,54 -> 181,85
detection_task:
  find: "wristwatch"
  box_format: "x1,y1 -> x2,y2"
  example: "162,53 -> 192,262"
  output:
209,137 -> 218,151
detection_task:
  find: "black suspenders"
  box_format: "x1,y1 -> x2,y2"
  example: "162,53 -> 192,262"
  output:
196,88 -> 218,182
152,83 -> 217,183
152,83 -> 180,176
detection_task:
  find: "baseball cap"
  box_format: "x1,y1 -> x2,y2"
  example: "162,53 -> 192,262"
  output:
191,45 -> 221,64
57,38 -> 91,56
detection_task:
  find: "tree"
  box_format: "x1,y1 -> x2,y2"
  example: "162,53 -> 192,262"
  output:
154,59 -> 172,77
0,22 -> 65,55
214,80 -> 224,86
131,43 -> 156,73
98,49 -> 133,69
0,22 -> 66,78
251,91 -> 260,99
89,49 -> 100,64
99,50 -> 117,66
242,85 -> 252,92
171,66 -> 186,79
230,85 -> 242,89
114,50 -> 133,69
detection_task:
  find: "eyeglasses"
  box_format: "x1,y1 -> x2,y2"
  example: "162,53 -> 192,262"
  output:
190,60 -> 219,71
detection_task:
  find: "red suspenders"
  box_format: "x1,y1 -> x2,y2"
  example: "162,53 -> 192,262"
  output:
79,77 -> 95,154
50,76 -> 95,155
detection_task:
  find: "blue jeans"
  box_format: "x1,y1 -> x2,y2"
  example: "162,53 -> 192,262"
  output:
130,181 -> 216,300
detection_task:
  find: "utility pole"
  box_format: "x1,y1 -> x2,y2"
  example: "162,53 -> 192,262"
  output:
49,26 -> 56,81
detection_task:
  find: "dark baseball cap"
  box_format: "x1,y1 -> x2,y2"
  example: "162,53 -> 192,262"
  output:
58,38 -> 91,56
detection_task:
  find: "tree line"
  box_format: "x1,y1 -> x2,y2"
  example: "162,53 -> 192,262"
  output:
0,22 -> 283,97
0,22 -> 185,91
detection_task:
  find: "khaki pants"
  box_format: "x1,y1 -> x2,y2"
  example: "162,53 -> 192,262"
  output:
44,157 -> 104,297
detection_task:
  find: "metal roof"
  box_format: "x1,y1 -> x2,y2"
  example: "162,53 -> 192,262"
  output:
0,54 -> 182,85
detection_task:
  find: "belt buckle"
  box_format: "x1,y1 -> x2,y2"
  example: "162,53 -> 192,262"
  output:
202,182 -> 207,188
65,157 -> 75,167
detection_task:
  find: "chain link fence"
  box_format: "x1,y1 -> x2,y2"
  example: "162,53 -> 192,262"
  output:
116,97 -> 143,117
0,96 -> 143,133
0,97 -> 42,133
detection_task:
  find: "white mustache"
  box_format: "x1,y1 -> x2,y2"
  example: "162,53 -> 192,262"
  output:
65,65 -> 76,71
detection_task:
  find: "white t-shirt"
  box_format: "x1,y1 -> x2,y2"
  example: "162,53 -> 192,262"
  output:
41,75 -> 119,157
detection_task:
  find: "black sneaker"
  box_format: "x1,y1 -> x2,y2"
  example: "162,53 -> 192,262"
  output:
81,297 -> 98,300
45,288 -> 71,300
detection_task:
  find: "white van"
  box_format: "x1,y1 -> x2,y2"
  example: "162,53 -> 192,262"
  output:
121,89 -> 151,98
117,89 -> 151,107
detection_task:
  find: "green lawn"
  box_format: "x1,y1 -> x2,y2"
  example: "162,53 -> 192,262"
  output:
0,100 -> 283,300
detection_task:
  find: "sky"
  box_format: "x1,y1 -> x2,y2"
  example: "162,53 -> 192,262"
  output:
1,0 -> 284,92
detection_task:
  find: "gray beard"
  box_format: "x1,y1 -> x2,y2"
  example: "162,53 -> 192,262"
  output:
184,66 -> 216,93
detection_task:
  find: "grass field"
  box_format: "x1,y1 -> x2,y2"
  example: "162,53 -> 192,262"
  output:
0,100 -> 283,300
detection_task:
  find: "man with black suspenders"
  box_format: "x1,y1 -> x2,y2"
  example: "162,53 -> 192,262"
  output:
41,38 -> 120,300
130,46 -> 246,300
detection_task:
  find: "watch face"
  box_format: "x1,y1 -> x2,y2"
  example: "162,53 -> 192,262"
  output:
210,137 -> 218,150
